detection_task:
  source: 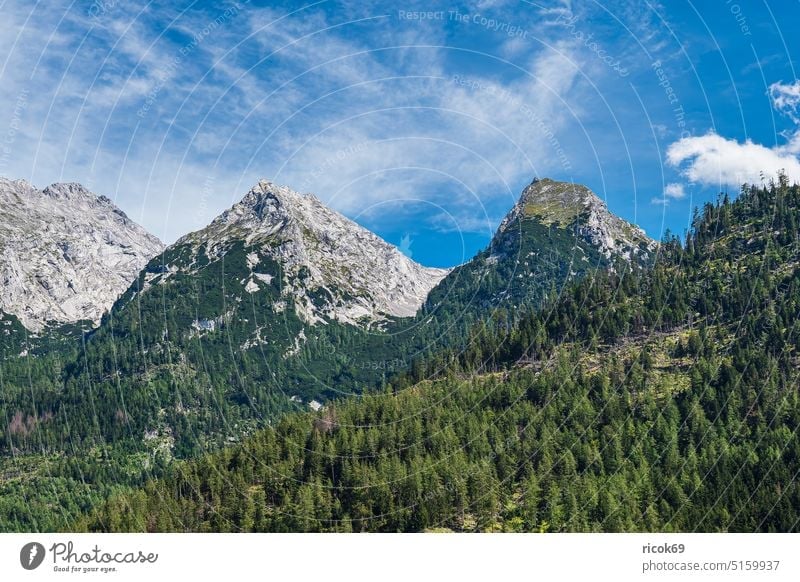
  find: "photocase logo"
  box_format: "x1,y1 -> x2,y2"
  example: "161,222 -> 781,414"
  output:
20,542 -> 45,570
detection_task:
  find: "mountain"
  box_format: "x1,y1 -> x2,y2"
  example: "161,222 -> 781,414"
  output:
420,178 -> 654,329
109,179 -> 451,407
498,178 -> 653,261
278,176 -> 656,390
0,175 -> 667,532
78,179 -> 800,533
0,178 -> 164,333
0,180 -> 449,457
0,177 -> 656,460
7,175 -> 800,533
168,180 -> 448,327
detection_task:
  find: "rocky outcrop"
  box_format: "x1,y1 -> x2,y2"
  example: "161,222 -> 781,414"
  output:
173,180 -> 449,326
0,178 -> 164,331
498,177 -> 655,261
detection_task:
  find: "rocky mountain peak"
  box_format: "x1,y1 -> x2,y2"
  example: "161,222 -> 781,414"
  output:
176,180 -> 449,326
42,181 -> 92,199
522,177 -> 596,210
499,177 -> 655,261
210,180 -> 312,235
0,178 -> 164,332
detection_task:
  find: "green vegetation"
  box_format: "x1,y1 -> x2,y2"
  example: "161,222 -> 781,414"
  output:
74,177 -> 800,532
1,187 -> 608,458
2,177 -> 800,531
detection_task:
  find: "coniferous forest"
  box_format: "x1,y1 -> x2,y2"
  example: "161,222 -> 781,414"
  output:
3,177 -> 798,532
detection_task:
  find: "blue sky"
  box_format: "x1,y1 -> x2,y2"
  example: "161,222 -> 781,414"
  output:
0,0 -> 798,267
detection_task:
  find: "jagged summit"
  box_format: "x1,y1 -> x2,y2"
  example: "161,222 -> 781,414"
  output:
423,178 -> 655,321
0,178 -> 164,332
515,177 -> 597,219
173,180 -> 449,325
42,181 -> 92,199
499,177 -> 654,261
196,180 -> 319,242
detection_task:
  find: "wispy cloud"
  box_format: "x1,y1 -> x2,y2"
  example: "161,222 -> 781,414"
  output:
8,0 -> 777,264
651,181 -> 686,206
0,0 -> 600,246
770,80 -> 800,124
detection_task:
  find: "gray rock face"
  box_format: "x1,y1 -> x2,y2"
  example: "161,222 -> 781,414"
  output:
499,177 -> 655,261
0,178 -> 164,331
177,180 -> 449,326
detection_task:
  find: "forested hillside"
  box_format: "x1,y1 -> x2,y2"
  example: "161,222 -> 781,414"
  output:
78,177 -> 800,532
0,179 -> 643,460
1,177 -> 652,532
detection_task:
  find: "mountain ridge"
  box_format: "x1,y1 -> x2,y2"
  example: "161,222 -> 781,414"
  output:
420,177 -> 655,328
0,177 -> 164,332
0,174 -> 661,459
498,177 -> 654,261
71,178 -> 800,534
166,179 -> 449,326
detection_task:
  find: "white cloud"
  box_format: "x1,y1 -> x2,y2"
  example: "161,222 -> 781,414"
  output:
666,78 -> 800,189
427,210 -> 502,236
770,80 -> 800,124
651,182 -> 686,206
244,23 -> 586,231
0,0 -> 593,246
666,132 -> 800,186
665,182 -> 685,199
